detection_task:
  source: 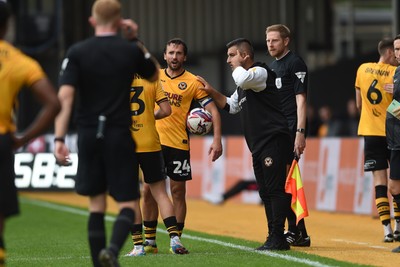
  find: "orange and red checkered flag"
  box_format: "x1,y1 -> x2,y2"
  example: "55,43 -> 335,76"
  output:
285,158 -> 309,225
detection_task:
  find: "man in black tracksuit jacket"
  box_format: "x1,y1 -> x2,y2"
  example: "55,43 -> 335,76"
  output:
197,38 -> 292,250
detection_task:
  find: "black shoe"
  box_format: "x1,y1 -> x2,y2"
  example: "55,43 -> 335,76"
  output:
284,231 -> 311,247
99,248 -> 120,267
256,235 -> 290,251
256,235 -> 272,250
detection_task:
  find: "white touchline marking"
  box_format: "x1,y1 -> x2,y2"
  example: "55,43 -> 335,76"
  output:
331,239 -> 389,250
181,234 -> 335,267
22,198 -> 334,267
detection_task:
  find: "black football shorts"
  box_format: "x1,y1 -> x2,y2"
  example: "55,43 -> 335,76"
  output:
161,145 -> 192,181
137,150 -> 166,184
75,126 -> 140,202
363,136 -> 390,172
390,150 -> 400,180
0,133 -> 20,218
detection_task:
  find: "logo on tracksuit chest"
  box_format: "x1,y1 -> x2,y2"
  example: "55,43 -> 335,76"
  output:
264,157 -> 273,167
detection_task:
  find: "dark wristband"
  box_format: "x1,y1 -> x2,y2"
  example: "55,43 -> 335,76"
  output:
54,137 -> 65,143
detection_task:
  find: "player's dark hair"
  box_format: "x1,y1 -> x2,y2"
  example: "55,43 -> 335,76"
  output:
266,24 -> 291,40
165,38 -> 188,56
394,34 -> 400,41
378,37 -> 394,56
0,1 -> 11,35
226,38 -> 254,60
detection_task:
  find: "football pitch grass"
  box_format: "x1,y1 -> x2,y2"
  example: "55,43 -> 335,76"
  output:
4,197 -> 371,267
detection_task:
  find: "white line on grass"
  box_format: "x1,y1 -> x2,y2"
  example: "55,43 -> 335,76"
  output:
23,198 -> 335,267
331,238 -> 389,250
181,234 -> 334,267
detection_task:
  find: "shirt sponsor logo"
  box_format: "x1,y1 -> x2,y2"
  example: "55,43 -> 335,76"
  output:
372,108 -> 381,117
164,91 -> 183,107
131,120 -> 143,131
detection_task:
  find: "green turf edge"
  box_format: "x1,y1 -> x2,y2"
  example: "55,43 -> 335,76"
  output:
3,197 -> 374,267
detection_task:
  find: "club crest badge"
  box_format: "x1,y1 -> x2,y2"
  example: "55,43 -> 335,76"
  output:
178,82 -> 187,90
264,157 -> 273,167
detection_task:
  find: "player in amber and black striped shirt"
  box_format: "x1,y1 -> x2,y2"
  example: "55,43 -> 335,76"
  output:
125,74 -> 188,255
0,2 -> 60,265
141,38 -> 223,249
355,37 -> 400,243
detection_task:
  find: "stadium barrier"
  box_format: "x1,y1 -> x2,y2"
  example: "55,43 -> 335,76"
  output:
189,136 -> 381,216
16,134 -> 385,215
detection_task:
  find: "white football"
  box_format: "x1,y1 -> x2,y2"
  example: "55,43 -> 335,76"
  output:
186,108 -> 213,135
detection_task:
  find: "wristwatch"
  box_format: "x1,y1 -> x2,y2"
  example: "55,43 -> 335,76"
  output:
296,128 -> 305,134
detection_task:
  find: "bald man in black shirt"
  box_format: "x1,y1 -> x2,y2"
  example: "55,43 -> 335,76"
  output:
54,0 -> 159,266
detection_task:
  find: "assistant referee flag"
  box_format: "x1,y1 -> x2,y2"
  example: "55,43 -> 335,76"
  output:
285,158 -> 309,225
